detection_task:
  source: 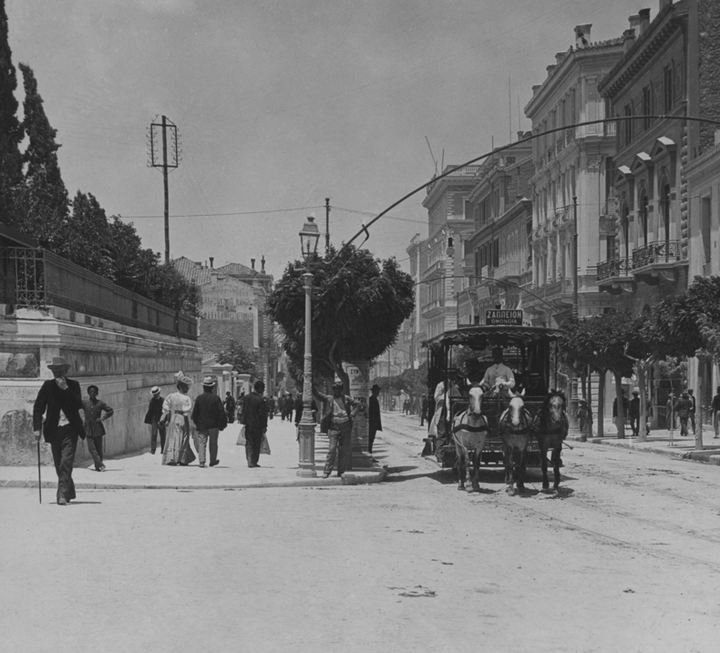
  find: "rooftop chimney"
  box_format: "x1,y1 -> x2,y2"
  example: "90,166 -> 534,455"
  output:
251,258 -> 255,271
546,64 -> 556,78
638,8 -> 651,34
209,257 -> 214,269
623,28 -> 636,53
555,52 -> 565,65
629,14 -> 642,33
261,255 -> 266,273
574,24 -> 592,49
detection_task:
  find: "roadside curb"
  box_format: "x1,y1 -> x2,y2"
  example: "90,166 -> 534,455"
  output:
0,468 -> 387,491
566,433 -> 720,464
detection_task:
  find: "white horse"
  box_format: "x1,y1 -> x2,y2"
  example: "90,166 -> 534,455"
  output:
498,391 -> 534,495
452,385 -> 489,493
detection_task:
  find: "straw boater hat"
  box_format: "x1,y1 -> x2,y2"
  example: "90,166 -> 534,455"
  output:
47,356 -> 70,371
151,386 -> 161,396
202,375 -> 217,387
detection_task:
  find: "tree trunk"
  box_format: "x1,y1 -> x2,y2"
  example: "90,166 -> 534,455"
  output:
637,364 -> 648,442
597,370 -> 605,438
615,373 -> 626,438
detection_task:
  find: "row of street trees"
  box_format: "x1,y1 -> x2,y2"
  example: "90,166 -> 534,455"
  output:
559,275 -> 720,441
0,3 -> 199,315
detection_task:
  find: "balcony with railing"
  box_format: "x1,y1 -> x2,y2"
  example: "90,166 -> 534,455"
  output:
423,258 -> 447,280
596,256 -> 634,294
493,259 -> 521,282
631,239 -> 686,284
420,297 -> 445,318
1,247 -> 197,339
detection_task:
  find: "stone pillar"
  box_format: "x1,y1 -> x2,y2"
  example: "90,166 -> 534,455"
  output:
344,360 -> 373,469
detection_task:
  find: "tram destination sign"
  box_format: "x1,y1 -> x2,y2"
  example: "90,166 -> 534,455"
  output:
485,309 -> 524,326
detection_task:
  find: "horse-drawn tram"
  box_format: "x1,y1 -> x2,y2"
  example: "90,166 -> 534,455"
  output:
423,318 -> 566,493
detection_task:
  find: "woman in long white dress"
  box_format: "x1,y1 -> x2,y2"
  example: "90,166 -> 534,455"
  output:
161,371 -> 196,466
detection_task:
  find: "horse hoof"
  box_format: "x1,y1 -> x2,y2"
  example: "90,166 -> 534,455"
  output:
458,485 -> 466,491
553,484 -> 560,491
542,483 -> 550,491
506,486 -> 516,496
466,487 -> 475,493
472,485 -> 481,493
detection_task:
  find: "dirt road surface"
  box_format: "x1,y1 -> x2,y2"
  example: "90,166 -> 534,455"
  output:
2,412 -> 719,653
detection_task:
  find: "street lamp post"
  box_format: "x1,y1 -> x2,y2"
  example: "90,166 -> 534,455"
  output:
297,216 -> 320,477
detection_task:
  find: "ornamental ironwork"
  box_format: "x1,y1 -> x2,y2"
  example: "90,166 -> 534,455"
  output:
631,240 -> 680,269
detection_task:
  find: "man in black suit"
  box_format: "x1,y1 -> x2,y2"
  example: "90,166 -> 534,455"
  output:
240,380 -> 268,468
33,357 -> 86,505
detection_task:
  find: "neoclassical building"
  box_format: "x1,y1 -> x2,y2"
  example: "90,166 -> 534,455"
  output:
524,24 -> 624,325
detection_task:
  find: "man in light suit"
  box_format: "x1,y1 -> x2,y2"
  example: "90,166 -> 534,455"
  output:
33,356 -> 86,505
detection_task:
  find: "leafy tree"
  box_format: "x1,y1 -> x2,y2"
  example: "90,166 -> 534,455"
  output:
266,245 -> 414,391
560,310 -> 636,437
15,63 -> 69,250
216,339 -> 260,377
0,0 -> 23,226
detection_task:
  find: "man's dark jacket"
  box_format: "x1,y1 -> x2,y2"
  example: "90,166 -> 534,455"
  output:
33,378 -> 86,442
241,391 -> 268,432
144,395 -> 164,424
191,391 -> 228,431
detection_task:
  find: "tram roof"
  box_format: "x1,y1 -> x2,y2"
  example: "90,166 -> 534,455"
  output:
423,324 -> 561,348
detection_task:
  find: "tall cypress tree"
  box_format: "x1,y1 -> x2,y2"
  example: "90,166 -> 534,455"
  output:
0,0 -> 23,227
17,62 -> 69,248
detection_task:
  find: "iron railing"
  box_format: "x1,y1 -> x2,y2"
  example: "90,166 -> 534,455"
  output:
597,257 -> 631,281
632,239 -> 680,269
1,247 -> 197,340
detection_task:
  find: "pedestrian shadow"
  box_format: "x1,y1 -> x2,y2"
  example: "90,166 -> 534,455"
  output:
64,501 -> 102,505
385,468 -> 456,484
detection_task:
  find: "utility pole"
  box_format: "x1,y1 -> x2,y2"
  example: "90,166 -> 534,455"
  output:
148,116 -> 180,264
325,198 -> 331,256
572,195 -> 579,318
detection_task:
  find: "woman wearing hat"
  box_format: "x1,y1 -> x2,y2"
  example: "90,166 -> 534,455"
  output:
161,371 -> 196,465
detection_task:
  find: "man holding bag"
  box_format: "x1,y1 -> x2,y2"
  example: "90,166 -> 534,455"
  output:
316,380 -> 363,479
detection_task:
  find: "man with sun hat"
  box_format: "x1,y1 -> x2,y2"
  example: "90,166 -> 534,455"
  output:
33,356 -> 86,505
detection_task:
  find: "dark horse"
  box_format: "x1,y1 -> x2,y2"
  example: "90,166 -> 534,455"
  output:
534,391 -> 569,491
452,386 -> 488,493
497,393 -> 535,495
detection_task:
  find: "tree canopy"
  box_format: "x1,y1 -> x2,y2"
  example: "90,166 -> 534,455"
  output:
0,16 -> 200,317
216,340 -> 260,377
266,245 -> 414,387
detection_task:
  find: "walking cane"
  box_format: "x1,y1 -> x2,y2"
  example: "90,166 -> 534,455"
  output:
36,436 -> 42,504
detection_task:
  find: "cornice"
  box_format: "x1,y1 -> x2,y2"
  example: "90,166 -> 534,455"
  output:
598,2 -> 687,98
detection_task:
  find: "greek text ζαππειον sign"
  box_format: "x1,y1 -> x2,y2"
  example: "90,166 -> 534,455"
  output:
485,309 -> 523,325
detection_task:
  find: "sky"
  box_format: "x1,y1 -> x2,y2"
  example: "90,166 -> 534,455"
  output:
6,0 -> 644,279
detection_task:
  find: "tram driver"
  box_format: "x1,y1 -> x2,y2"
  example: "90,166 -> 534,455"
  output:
481,346 -> 516,398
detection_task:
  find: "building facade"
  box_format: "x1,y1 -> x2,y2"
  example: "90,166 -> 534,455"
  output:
525,24 -> 624,325
458,136 -> 534,326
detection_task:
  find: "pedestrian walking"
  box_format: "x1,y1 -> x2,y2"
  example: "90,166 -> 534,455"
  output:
316,381 -> 363,479
267,394 -> 276,420
420,394 -> 428,426
666,392 -> 676,430
712,387 -> 720,438
224,391 -> 236,424
144,386 -> 166,454
629,389 -> 640,437
578,399 -> 593,439
675,391 -> 693,437
240,380 -> 268,467
688,388 -> 697,434
192,376 -> 227,468
612,389 -> 629,436
236,390 -> 245,421
32,357 -> 87,506
368,383 -> 382,462
82,385 -> 114,472
161,371 -> 196,466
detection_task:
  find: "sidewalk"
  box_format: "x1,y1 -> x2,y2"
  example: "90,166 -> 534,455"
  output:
567,420 -> 720,465
0,418 -> 386,491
